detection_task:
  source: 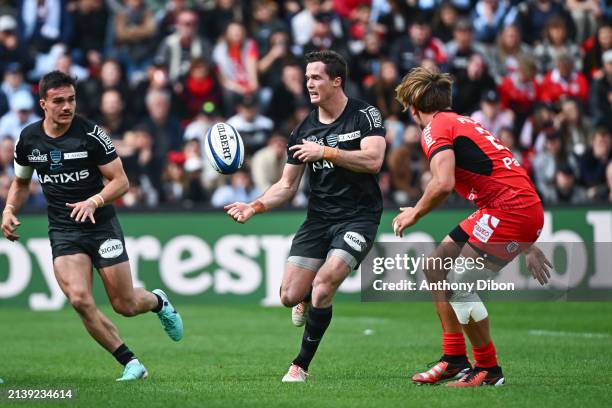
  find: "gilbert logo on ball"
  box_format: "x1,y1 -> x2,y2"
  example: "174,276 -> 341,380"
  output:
205,122 -> 245,174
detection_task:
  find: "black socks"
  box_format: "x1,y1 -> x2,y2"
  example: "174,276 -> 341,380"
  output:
293,305 -> 332,371
112,343 -> 135,366
152,293 -> 163,313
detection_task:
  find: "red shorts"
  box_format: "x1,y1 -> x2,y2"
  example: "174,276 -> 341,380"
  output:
459,203 -> 544,263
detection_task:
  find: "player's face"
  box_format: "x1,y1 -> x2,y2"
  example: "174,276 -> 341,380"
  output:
305,61 -> 340,106
40,86 -> 76,126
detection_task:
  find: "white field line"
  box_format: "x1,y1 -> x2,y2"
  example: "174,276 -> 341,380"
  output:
528,329 -> 611,339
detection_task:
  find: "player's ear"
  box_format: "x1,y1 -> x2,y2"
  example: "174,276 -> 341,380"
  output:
333,76 -> 342,88
39,99 -> 46,112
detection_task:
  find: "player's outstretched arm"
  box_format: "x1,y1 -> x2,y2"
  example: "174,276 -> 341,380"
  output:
225,163 -> 305,224
288,137 -> 386,174
1,176 -> 32,241
66,157 -> 129,224
393,149 -> 455,237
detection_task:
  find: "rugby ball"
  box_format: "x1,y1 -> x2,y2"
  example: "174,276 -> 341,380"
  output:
204,122 -> 244,174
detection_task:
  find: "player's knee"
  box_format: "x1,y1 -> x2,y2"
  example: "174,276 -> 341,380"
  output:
279,288 -> 301,307
67,291 -> 95,314
311,278 -> 336,306
110,299 -> 137,317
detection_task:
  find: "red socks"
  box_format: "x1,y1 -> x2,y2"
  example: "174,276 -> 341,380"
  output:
473,341 -> 498,368
442,332 -> 466,357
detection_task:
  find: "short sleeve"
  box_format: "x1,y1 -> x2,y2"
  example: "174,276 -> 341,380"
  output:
286,130 -> 301,165
14,134 -> 28,166
357,105 -> 386,138
87,123 -> 118,165
423,116 -> 453,161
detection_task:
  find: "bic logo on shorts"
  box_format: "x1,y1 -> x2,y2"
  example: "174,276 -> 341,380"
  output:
344,231 -> 366,252
98,239 -> 124,259
472,214 -> 500,243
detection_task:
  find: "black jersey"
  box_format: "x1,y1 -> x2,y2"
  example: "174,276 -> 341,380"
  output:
287,98 -> 386,223
14,116 -> 118,229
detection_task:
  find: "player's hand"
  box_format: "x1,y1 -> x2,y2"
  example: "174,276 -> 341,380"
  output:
224,202 -> 255,224
392,207 -> 420,237
525,245 -> 552,285
66,200 -> 97,224
1,210 -> 21,241
288,140 -> 324,162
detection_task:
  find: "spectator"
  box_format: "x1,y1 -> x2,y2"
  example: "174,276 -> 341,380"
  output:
566,0 -> 602,44
130,58 -> 176,119
302,12 -> 351,65
291,0 -> 322,47
376,0 -> 414,45
487,24 -> 531,83
432,1 -> 458,44
532,130 -> 578,202
579,128 -> 612,199
0,90 -> 40,142
498,56 -> 539,129
582,23 -> 612,80
120,127 -> 163,206
353,31 -> 386,88
552,163 -> 588,204
387,123 -> 423,205
18,0 -> 74,55
266,62 -> 307,131
0,135 -> 14,177
391,17 -> 447,76
180,58 -> 221,120
366,59 -> 403,120
539,53 -> 589,104
70,0 -> 109,68
139,88 -> 183,165
452,53 -> 496,115
534,16 -> 582,74
227,95 -> 274,154
470,0 -> 512,45
498,126 -> 523,165
512,0 -> 575,46
258,30 -> 295,90
157,9 -> 213,84
589,49 -> 612,129
94,88 -> 132,142
251,0 -> 288,55
182,138 -> 206,203
77,57 -> 130,118
199,0 -> 243,43
212,21 -> 259,114
251,133 -> 287,192
555,98 -> 593,156
471,89 -> 515,137
211,170 -> 260,208
0,15 -> 32,74
519,102 -> 555,152
445,18 -> 486,78
0,63 -> 30,118
114,0 -> 157,81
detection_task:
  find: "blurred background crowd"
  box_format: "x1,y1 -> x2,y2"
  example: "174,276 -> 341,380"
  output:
0,0 -> 611,211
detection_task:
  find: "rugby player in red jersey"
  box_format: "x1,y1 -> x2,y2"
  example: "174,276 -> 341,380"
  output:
393,67 -> 552,387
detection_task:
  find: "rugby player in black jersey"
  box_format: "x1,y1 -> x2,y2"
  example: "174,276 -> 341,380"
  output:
225,51 -> 387,382
1,71 -> 183,381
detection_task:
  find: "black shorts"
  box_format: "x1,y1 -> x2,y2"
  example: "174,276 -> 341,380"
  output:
288,217 -> 379,270
49,217 -> 129,269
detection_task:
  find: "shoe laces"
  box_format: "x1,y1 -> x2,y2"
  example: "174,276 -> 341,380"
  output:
295,303 -> 305,314
160,313 -> 175,327
460,368 -> 485,383
290,365 -> 307,378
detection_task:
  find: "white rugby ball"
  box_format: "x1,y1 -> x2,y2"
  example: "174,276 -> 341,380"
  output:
204,122 -> 244,174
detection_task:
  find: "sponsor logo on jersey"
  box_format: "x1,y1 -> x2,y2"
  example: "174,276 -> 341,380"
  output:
64,151 -> 88,160
27,149 -> 48,162
360,107 -> 383,129
87,125 -> 116,155
344,231 -> 366,252
38,169 -> 89,184
50,150 -> 63,170
472,214 -> 500,243
423,126 -> 435,149
338,131 -> 361,142
98,239 -> 124,259
326,133 -> 338,147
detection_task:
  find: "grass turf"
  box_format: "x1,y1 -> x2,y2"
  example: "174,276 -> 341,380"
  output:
1,302 -> 611,407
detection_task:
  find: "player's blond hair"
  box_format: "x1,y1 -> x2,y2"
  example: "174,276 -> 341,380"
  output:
395,67 -> 453,113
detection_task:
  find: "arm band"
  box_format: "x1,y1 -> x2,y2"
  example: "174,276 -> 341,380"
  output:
14,161 -> 33,179
323,146 -> 338,162
250,200 -> 266,214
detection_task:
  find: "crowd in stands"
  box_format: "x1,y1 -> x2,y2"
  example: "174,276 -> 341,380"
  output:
0,0 -> 611,211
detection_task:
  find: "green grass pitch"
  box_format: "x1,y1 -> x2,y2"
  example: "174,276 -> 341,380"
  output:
1,302 -> 611,407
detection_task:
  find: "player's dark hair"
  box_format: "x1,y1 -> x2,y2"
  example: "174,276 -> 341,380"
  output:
305,50 -> 348,89
395,67 -> 452,113
39,71 -> 77,100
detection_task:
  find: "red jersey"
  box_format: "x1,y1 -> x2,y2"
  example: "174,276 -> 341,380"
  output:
421,112 -> 540,210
